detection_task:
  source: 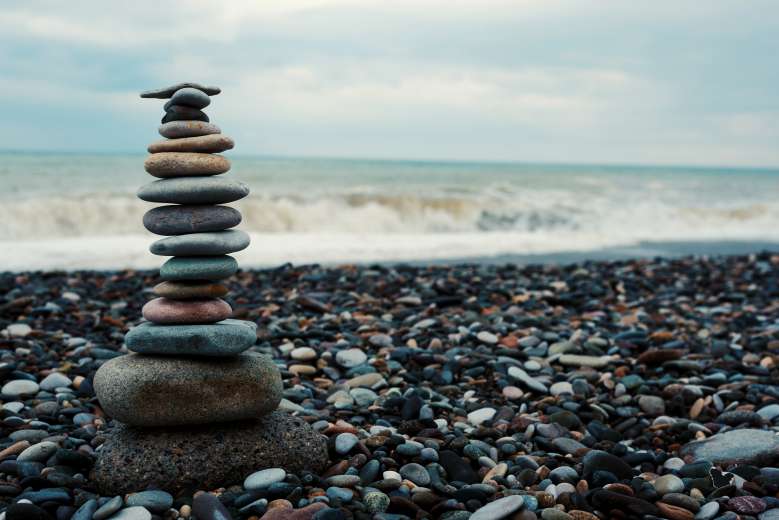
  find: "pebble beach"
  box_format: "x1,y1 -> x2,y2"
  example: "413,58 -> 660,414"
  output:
2,252 -> 779,520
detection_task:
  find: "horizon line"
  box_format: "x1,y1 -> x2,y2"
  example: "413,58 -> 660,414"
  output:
0,148 -> 778,172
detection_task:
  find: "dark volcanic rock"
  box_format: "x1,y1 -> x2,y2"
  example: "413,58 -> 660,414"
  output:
93,411 -> 328,494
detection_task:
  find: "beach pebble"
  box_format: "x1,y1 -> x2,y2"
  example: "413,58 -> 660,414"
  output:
153,280 -> 229,299
6,323 -> 32,337
151,230 -> 250,256
467,407 -> 496,426
244,468 -> 287,490
158,120 -> 221,138
143,205 -> 241,235
162,104 -> 209,123
160,255 -> 238,281
335,348 -> 367,367
38,372 -> 71,391
169,87 -> 211,109
144,152 -> 230,178
141,297 -> 232,324
125,319 -> 256,356
94,353 -> 281,426
125,490 -> 173,513
148,133 -> 234,154
140,82 -> 220,98
106,507 -> 152,520
2,380 -> 39,397
470,495 -> 525,520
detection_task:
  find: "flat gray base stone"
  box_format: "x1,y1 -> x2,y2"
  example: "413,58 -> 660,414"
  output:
93,412 -> 328,495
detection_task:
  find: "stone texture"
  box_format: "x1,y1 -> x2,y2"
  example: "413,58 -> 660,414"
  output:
158,121 -> 221,139
144,153 -> 230,178
140,82 -> 221,98
150,230 -> 250,256
143,205 -> 241,236
153,280 -> 229,299
679,429 -> 779,466
147,134 -> 234,154
160,255 -> 238,281
93,352 -> 281,426
93,411 -> 327,495
141,297 -> 232,324
125,319 -> 256,356
168,87 -> 211,109
138,176 -> 248,204
161,105 -> 209,124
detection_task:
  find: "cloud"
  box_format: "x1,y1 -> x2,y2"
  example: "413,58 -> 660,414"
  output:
0,0 -> 777,166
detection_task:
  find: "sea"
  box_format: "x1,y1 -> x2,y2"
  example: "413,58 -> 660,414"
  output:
1,151 -> 778,271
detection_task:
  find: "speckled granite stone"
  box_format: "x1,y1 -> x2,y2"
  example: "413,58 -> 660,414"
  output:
93,412 -> 328,494
94,352 -> 281,426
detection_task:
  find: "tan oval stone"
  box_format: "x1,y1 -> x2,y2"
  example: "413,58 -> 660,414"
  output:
158,120 -> 221,139
142,297 -> 232,324
148,134 -> 235,154
153,281 -> 229,299
144,152 -> 231,178
94,353 -> 282,427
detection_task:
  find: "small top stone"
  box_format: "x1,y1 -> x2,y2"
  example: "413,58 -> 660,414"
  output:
140,82 -> 220,99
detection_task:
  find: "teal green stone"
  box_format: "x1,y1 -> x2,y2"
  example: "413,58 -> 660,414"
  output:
126,319 -> 256,356
160,255 -> 237,281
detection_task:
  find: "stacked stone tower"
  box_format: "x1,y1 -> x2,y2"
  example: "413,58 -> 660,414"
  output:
92,83 -> 327,494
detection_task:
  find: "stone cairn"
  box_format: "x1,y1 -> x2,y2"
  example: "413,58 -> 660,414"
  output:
92,83 -> 327,494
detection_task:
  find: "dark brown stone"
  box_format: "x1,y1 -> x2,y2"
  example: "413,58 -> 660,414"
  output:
93,412 -> 328,495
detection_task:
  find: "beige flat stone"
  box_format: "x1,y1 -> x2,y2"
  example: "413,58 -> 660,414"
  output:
148,134 -> 234,154
144,152 -> 230,178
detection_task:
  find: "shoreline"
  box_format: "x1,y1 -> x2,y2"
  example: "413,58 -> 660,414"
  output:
2,239 -> 778,274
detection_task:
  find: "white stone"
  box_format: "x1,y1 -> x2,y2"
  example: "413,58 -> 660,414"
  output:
244,467 -> 286,490
467,407 -> 497,426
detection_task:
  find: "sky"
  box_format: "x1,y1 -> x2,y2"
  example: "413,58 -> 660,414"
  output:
0,1 -> 777,167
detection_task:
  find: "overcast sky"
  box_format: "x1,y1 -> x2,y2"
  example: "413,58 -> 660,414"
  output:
0,1 -> 777,166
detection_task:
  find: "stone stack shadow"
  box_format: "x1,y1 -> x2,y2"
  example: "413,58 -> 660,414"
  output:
92,83 -> 327,494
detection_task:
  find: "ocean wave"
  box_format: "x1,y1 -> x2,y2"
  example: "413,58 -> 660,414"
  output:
2,188 -> 779,242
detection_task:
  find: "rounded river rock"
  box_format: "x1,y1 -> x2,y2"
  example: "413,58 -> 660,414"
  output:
144,152 -> 230,178
168,87 -> 211,109
138,177 -> 249,204
153,280 -> 229,299
161,105 -> 209,124
94,352 -> 282,426
125,318 -> 256,356
143,205 -> 241,235
147,134 -> 234,154
93,411 -> 327,495
140,82 -> 221,98
160,255 -> 238,281
141,297 -> 232,324
158,121 -> 221,139
150,230 -> 250,256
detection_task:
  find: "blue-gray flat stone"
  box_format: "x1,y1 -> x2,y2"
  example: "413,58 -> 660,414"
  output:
158,121 -> 221,139
160,255 -> 238,281
162,104 -> 209,124
125,319 -> 256,356
140,82 -> 220,98
165,87 -> 211,109
143,205 -> 241,235
93,352 -> 281,426
150,230 -> 250,256
138,177 -> 247,204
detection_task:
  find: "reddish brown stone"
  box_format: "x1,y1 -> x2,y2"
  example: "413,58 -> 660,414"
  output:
142,297 -> 232,324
